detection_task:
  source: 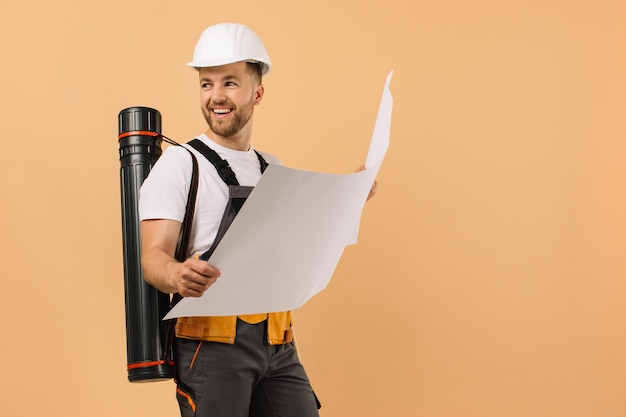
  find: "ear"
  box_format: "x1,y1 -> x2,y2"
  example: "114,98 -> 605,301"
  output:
254,84 -> 265,104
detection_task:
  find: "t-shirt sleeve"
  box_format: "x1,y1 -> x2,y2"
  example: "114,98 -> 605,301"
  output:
138,145 -> 194,222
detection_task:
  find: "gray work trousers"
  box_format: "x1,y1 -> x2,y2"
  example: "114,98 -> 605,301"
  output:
174,319 -> 320,417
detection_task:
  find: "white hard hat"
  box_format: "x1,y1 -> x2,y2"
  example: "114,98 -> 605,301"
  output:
187,23 -> 272,75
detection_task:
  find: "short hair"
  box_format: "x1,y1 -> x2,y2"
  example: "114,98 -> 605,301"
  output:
246,62 -> 263,85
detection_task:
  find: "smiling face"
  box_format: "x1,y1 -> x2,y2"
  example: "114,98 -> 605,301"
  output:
199,61 -> 264,150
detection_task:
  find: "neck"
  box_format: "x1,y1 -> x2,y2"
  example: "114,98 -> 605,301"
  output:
204,130 -> 251,151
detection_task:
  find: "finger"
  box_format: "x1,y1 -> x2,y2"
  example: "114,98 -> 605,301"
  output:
180,276 -> 217,297
366,180 -> 378,201
185,257 -> 221,278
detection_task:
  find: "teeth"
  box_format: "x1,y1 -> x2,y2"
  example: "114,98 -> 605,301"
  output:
213,108 -> 231,114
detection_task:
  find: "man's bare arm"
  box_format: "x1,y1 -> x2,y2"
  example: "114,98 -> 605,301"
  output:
140,219 -> 220,297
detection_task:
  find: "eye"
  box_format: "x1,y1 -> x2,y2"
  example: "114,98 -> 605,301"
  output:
225,81 -> 238,87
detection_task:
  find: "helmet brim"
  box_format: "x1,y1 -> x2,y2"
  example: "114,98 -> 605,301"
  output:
186,58 -> 271,75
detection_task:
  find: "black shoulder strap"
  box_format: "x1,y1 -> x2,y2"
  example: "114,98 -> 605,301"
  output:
164,146 -> 199,364
188,138 -> 270,186
255,150 -> 269,173
174,150 -> 199,262
188,139 -> 239,186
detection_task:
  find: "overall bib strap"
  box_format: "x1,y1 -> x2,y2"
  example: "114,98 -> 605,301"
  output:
187,138 -> 269,183
188,139 -> 239,185
186,139 -> 269,261
199,185 -> 254,261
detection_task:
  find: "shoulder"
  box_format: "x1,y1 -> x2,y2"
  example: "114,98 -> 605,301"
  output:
164,143 -> 196,162
141,144 -> 196,194
151,144 -> 196,174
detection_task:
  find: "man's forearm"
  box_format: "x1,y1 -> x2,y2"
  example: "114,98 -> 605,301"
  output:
141,247 -> 179,294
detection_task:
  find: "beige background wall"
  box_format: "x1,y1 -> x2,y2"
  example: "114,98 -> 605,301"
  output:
1,0 -> 624,416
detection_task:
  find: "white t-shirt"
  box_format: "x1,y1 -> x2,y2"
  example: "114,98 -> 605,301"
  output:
138,133 -> 280,258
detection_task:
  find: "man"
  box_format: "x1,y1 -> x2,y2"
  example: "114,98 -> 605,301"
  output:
139,23 -> 376,417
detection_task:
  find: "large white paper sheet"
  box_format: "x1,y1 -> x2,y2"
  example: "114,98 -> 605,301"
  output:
164,70 -> 393,319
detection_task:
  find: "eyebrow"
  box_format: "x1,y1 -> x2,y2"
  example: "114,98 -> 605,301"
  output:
200,74 -> 240,83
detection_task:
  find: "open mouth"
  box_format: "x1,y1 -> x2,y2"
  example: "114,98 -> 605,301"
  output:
212,108 -> 232,115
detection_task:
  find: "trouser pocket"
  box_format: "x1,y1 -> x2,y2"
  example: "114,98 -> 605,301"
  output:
174,338 -> 202,416
176,381 -> 196,416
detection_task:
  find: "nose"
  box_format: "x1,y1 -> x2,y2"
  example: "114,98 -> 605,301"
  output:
211,85 -> 227,103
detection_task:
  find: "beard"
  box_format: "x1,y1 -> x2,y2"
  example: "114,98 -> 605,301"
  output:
202,97 -> 255,138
